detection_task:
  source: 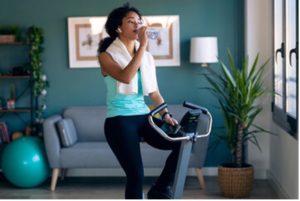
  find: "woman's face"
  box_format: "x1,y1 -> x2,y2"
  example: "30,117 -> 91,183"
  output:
119,11 -> 142,40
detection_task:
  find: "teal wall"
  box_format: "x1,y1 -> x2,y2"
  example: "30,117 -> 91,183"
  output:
0,0 -> 244,166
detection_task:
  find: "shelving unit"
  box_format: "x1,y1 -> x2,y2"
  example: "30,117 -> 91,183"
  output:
0,41 -> 35,134
0,27 -> 47,175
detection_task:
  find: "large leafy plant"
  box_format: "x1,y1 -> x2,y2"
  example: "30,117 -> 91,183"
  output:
204,50 -> 271,167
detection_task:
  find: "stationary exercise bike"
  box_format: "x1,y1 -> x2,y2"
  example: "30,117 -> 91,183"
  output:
148,101 -> 212,199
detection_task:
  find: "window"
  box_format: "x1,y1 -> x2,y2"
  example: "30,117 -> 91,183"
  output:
273,0 -> 298,138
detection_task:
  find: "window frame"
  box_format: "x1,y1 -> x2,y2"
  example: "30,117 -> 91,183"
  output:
272,0 -> 298,138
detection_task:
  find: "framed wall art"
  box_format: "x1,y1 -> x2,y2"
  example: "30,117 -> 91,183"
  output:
68,17 -> 107,68
142,15 -> 180,67
67,15 -> 180,68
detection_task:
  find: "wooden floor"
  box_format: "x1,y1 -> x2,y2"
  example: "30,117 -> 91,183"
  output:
0,176 -> 279,199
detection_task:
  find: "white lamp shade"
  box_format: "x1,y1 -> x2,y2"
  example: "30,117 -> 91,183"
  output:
190,37 -> 218,64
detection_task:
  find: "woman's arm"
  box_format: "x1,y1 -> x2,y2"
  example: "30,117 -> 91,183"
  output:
99,45 -> 146,84
149,90 -> 178,125
99,27 -> 148,84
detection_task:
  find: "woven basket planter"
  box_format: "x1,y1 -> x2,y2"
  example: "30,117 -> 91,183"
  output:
218,164 -> 254,198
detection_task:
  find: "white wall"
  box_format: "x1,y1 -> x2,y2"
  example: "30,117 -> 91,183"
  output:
245,0 -> 272,180
245,0 -> 298,199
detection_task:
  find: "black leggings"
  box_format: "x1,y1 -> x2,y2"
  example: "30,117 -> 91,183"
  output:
104,114 -> 180,199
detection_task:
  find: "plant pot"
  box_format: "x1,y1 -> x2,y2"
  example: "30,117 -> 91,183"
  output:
0,35 -> 16,43
218,163 -> 254,198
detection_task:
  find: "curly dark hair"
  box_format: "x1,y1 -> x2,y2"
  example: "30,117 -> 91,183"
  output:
98,3 -> 142,53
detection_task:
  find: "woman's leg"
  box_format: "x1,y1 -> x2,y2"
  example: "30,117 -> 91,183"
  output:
140,117 -> 181,189
104,116 -> 144,199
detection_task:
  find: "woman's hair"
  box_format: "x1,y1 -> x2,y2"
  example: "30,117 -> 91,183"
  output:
98,3 -> 142,53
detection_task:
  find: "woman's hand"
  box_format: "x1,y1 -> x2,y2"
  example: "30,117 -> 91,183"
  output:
163,114 -> 178,126
138,26 -> 148,48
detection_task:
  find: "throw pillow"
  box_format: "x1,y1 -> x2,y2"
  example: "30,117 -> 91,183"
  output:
56,118 -> 78,147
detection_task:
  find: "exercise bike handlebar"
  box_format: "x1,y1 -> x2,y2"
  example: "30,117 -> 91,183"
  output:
183,101 -> 208,114
149,102 -> 168,117
148,102 -> 212,142
148,115 -> 192,142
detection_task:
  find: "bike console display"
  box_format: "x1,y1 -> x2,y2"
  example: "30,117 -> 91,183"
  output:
179,109 -> 202,133
160,109 -> 202,137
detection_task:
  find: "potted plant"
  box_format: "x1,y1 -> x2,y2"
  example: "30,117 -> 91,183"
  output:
0,25 -> 21,43
203,50 -> 272,198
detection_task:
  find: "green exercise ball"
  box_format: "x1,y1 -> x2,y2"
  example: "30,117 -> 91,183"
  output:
1,136 -> 50,188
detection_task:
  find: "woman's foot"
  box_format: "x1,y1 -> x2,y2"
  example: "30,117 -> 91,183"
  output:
147,185 -> 173,199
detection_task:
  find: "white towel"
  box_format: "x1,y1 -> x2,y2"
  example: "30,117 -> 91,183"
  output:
106,38 -> 158,96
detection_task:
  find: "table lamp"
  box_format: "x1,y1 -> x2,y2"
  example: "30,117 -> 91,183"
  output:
190,37 -> 218,67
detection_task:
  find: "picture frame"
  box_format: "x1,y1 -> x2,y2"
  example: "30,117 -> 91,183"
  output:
142,15 -> 180,67
67,15 -> 180,68
68,17 -> 107,68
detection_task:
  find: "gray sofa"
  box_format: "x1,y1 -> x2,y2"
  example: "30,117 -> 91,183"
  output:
43,105 -> 209,191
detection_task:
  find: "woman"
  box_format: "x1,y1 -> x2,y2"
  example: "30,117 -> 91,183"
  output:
98,4 -> 180,199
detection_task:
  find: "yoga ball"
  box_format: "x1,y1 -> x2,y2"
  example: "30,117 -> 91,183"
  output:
1,136 -> 50,188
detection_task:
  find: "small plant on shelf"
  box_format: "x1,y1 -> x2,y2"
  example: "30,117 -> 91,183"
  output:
0,25 -> 23,43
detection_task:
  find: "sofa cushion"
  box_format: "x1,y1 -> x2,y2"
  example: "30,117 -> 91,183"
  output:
56,118 -> 78,147
59,142 -> 171,168
60,142 -> 120,168
63,106 -> 106,142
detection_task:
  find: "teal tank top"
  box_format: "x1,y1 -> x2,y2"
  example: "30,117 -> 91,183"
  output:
104,71 -> 150,117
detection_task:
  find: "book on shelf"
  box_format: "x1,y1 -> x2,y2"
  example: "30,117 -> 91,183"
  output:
0,122 -> 10,143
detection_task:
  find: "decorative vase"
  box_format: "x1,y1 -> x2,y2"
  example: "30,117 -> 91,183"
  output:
6,99 -> 15,109
218,163 -> 254,198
